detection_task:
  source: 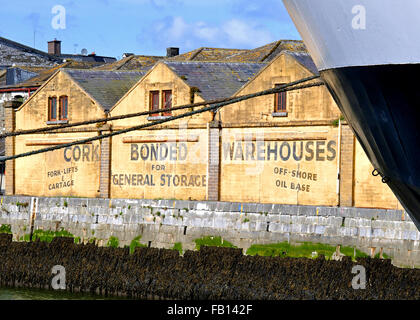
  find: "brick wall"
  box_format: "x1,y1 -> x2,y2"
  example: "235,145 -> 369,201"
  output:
4,101 -> 21,195
207,121 -> 221,201
99,129 -> 111,198
339,124 -> 355,207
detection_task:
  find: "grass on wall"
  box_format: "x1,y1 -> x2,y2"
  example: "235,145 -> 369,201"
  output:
129,235 -> 147,254
194,236 -> 237,250
106,236 -> 120,248
19,228 -> 75,243
246,242 -> 371,261
0,224 -> 12,234
172,242 -> 183,255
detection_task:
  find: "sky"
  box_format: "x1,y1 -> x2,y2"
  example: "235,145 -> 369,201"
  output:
0,0 -> 301,60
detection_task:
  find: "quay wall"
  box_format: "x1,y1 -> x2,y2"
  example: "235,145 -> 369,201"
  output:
0,196 -> 419,268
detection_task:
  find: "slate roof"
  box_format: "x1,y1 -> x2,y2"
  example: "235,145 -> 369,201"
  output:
94,55 -> 164,71
283,51 -> 319,75
0,61 -> 107,89
59,54 -> 116,64
167,47 -> 249,62
0,36 -> 62,67
225,40 -> 307,63
165,41 -> 306,63
63,69 -> 145,111
164,61 -> 266,101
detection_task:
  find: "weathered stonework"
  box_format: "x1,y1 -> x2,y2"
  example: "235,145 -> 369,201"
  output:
339,124 -> 355,207
207,120 -> 221,201
99,129 -> 111,198
4,100 -> 21,195
0,196 -> 418,268
7,52 -> 405,212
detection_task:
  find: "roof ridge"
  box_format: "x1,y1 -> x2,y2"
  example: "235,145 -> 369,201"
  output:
164,60 -> 267,65
259,40 -> 282,62
115,55 -> 135,70
63,68 -> 144,73
195,47 -> 248,51
188,47 -> 205,61
134,55 -> 165,58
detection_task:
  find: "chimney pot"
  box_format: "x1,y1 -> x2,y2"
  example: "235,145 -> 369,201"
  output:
166,47 -> 179,57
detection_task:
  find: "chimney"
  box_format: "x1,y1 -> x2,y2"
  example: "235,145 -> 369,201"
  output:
48,39 -> 61,55
166,47 -> 179,57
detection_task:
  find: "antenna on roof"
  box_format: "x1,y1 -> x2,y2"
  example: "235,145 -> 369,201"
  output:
81,48 -> 88,56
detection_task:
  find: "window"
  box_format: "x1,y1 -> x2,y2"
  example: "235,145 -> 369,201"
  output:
149,90 -> 172,118
274,84 -> 287,113
48,96 -> 68,122
59,96 -> 68,120
162,90 -> 172,116
150,91 -> 160,117
48,97 -> 57,121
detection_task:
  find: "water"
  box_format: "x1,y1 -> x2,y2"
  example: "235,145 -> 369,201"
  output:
0,287 -> 122,300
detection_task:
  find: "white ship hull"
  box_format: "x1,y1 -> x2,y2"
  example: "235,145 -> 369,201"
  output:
283,0 -> 420,229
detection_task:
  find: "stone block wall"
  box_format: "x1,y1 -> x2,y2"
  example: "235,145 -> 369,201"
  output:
0,196 -> 418,268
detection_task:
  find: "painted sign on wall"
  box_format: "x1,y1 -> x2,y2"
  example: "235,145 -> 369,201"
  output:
220,128 -> 340,206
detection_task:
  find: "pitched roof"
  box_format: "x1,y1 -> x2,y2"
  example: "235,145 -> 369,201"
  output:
63,69 -> 145,111
59,54 -> 116,64
223,40 -> 307,63
167,47 -> 249,62
164,41 -> 306,63
0,36 -> 62,67
283,51 -> 319,75
94,55 -> 164,71
0,61 -> 106,89
164,61 -> 266,101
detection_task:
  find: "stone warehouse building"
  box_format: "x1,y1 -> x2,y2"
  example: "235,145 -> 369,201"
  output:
0,36 -> 118,131
4,45 -> 404,212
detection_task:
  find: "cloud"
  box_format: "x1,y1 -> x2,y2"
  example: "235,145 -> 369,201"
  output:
222,19 -> 273,47
138,16 -> 275,51
230,0 -> 291,21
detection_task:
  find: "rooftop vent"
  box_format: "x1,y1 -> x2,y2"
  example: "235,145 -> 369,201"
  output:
166,47 -> 179,58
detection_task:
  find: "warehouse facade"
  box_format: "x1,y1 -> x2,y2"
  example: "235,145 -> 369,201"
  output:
5,51 -> 403,210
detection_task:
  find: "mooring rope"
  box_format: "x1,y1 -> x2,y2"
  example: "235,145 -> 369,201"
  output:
0,75 -> 322,139
0,78 -> 324,162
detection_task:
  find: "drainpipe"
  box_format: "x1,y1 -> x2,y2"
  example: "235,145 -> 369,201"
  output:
336,118 -> 342,206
